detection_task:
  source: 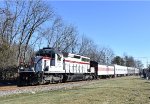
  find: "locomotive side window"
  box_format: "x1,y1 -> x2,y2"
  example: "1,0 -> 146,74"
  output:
50,53 -> 55,66
57,54 -> 61,61
36,49 -> 55,58
81,58 -> 90,62
51,52 -> 55,58
44,60 -> 46,68
74,55 -> 80,59
63,52 -> 68,57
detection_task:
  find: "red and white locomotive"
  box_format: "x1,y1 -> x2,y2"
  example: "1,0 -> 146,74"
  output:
18,47 -> 95,86
18,47 -> 139,86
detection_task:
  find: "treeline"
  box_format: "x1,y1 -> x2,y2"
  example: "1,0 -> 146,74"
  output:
0,0 -> 143,81
112,55 -> 143,69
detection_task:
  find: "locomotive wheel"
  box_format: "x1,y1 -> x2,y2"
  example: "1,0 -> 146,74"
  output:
62,75 -> 68,83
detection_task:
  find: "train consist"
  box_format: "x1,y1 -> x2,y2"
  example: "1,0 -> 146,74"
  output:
17,47 -> 139,86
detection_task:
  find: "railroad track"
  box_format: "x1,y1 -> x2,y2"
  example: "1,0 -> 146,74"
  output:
0,80 -> 89,91
0,77 -> 124,97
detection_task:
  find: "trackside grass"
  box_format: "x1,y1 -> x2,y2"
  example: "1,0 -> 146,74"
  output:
0,76 -> 150,104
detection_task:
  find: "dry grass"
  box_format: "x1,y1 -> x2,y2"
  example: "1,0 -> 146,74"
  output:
0,76 -> 150,104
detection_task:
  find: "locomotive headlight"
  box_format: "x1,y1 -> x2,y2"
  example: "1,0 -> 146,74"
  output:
20,66 -> 24,71
31,67 -> 34,71
20,66 -> 24,70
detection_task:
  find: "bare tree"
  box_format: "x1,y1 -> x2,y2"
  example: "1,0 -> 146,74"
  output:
43,16 -> 63,46
90,47 -> 114,64
124,55 -> 135,67
77,35 -> 94,56
0,0 -> 54,64
135,60 -> 143,69
76,35 -> 114,64
44,17 -> 78,53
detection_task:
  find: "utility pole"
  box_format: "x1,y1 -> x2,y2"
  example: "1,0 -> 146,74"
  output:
107,57 -> 108,65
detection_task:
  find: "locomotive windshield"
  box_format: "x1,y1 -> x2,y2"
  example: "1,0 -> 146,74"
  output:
36,48 -> 62,58
36,48 -> 55,58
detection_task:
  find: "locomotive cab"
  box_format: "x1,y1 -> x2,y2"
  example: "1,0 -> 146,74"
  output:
17,47 -> 65,86
34,47 -> 65,74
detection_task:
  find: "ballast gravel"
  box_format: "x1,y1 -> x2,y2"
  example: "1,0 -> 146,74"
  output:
0,80 -> 101,97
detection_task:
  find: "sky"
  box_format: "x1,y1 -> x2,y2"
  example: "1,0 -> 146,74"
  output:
49,1 -> 150,67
